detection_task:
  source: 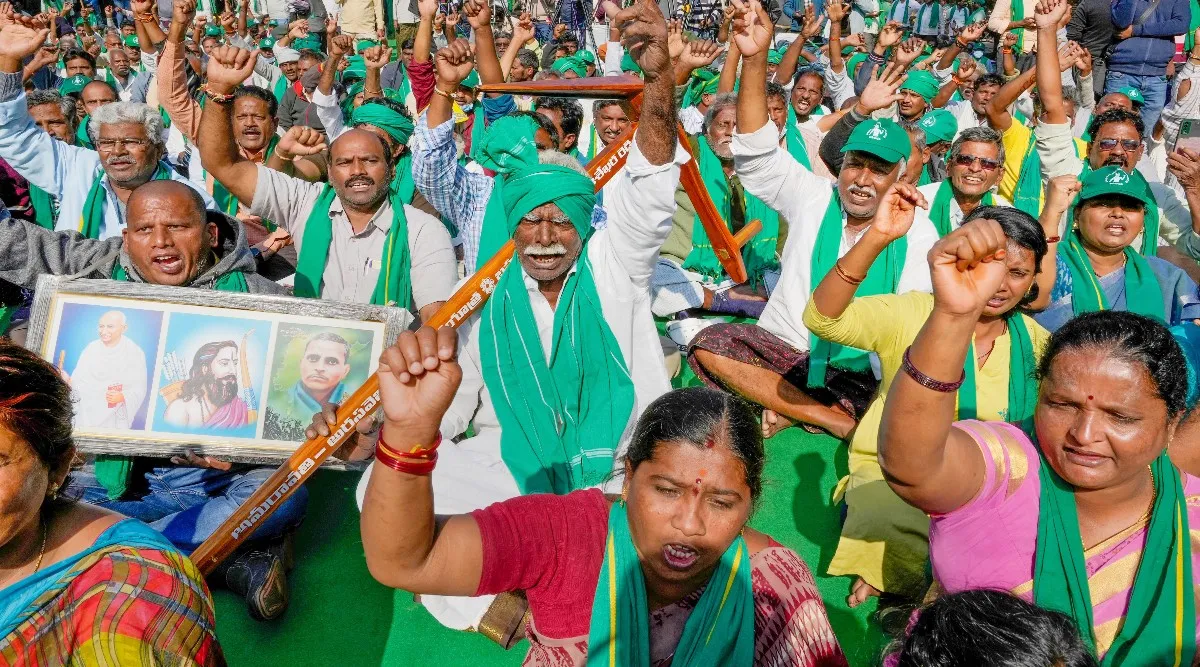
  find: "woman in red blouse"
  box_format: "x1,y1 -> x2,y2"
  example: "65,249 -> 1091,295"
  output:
356,325 -> 848,667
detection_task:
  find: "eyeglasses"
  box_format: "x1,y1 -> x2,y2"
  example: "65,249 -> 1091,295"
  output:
95,138 -> 151,151
1097,138 -> 1142,151
953,154 -> 1001,171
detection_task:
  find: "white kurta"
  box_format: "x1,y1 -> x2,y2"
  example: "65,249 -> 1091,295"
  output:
71,336 -> 149,430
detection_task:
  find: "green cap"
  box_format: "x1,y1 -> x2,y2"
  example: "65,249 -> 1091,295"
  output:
293,36 -> 322,52
355,39 -> 379,53
577,49 -> 596,65
620,51 -> 642,75
766,48 -> 784,65
122,34 -> 139,48
203,25 -> 223,37
342,55 -> 367,81
258,37 -> 276,50
1078,166 -> 1155,209
841,118 -> 912,164
900,69 -> 939,104
59,74 -> 91,95
461,69 -> 480,89
268,19 -> 280,26
918,108 -> 958,144
1117,86 -> 1146,106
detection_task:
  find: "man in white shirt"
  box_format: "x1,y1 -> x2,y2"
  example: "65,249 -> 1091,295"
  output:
69,310 -> 149,430
917,126 -> 1012,235
688,14 -> 938,440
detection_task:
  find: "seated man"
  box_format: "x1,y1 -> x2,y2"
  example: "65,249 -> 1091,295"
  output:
917,126 -> 1012,236
199,45 -> 457,318
687,27 -> 939,441
0,21 -> 215,240
0,179 -> 304,621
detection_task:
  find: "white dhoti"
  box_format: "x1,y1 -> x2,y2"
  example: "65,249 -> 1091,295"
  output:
356,429 -> 521,631
71,337 -> 149,430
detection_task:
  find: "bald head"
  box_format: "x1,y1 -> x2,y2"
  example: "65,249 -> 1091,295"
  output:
129,180 -> 207,223
97,310 -> 127,345
123,181 -> 219,287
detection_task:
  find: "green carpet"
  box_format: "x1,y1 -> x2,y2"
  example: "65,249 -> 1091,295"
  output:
213,430 -> 888,666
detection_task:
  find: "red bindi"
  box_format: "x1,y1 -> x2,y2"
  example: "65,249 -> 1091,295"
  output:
693,478 -> 702,495
705,438 -> 715,449
1087,395 -> 1094,401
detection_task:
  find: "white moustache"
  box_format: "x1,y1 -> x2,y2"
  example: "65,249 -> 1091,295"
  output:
847,184 -> 877,198
524,243 -> 568,256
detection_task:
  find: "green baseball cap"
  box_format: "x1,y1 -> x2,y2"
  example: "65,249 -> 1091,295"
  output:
258,37 -> 276,50
122,34 -> 139,48
1078,166 -> 1155,209
841,118 -> 911,164
203,25 -> 223,37
59,74 -> 92,95
461,69 -> 480,89
919,108 -> 958,144
1117,85 -> 1146,106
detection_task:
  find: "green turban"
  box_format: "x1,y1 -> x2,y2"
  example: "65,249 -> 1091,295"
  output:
476,114 -> 542,173
767,49 -> 784,65
501,165 -> 597,240
356,39 -> 379,53
343,55 -> 367,81
461,70 -> 480,90
900,70 -> 940,104
620,52 -> 642,75
351,101 -> 415,145
551,55 -> 588,78
293,36 -> 322,52
340,80 -> 366,117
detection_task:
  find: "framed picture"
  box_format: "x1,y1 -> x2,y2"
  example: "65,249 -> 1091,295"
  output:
24,275 -> 412,465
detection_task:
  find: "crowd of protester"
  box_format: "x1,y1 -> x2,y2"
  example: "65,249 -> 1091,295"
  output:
1,0 -> 1199,662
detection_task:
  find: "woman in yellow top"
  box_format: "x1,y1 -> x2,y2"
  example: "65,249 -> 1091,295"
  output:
800,184 -> 1052,610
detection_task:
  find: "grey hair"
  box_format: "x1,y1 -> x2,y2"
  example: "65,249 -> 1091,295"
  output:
87,101 -> 166,148
537,149 -> 589,176
26,90 -> 76,126
702,92 -> 738,135
902,124 -> 927,154
949,126 -> 1006,165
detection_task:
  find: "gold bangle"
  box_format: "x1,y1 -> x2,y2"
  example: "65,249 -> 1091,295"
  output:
833,260 -> 865,285
432,85 -> 455,100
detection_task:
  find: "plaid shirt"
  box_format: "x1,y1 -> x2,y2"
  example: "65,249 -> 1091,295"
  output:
675,0 -> 724,40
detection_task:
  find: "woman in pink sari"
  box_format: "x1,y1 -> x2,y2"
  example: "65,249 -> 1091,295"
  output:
874,188 -> 1198,666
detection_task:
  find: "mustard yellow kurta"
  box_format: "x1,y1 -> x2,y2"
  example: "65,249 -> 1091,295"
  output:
801,291 -> 1050,596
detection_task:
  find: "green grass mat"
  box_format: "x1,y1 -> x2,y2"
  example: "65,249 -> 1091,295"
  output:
213,431 -> 888,666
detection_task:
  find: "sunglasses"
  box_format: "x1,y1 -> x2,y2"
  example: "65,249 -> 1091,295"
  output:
1097,138 -> 1142,151
953,154 -> 1000,171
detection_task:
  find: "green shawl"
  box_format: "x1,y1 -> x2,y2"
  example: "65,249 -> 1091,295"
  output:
95,262 -> 249,499
683,136 -> 779,289
1034,448 -> 1195,666
1012,0 -> 1027,51
784,105 -> 813,170
79,163 -> 172,239
27,184 -> 57,229
957,313 -> 1037,427
807,192 -> 907,388
928,179 -> 996,237
293,184 -> 412,308
1012,133 -> 1085,222
477,160 -> 632,494
1059,231 -> 1165,322
585,501 -> 755,667
211,135 -> 278,216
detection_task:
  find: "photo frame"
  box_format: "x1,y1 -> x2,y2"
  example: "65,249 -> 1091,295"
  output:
24,275 -> 412,466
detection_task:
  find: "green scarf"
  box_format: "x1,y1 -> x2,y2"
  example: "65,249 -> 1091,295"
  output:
76,115 -> 93,149
210,135 -> 278,216
1064,177 -> 1161,258
95,261 -> 249,499
1012,134 -> 1085,221
1059,231 -> 1166,321
27,184 -> 58,229
683,136 -> 779,288
293,184 -> 412,308
784,105 -> 813,170
1012,0 -> 1027,51
928,180 -> 996,237
585,501 -> 755,667
957,313 -> 1036,428
79,163 -> 172,239
807,192 -> 907,388
272,75 -> 288,105
478,164 -> 632,494
1188,0 -> 1200,51
1033,448 -> 1195,666
917,163 -> 933,186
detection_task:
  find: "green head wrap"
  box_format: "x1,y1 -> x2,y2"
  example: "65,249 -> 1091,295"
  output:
342,55 -> 367,81
350,101 -> 415,145
620,52 -> 642,75
476,114 -> 542,173
766,49 -> 784,65
900,70 -> 939,104
461,70 -> 480,89
501,165 -> 596,240
292,36 -> 322,52
355,39 -> 379,53
551,55 -> 589,78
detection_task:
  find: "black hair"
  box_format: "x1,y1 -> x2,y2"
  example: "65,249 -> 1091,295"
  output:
0,343 -> 75,479
592,98 -> 623,116
63,48 -> 96,70
888,590 -> 1098,667
765,81 -> 787,104
401,38 -> 415,50
534,96 -> 583,148
234,84 -> 279,119
560,32 -> 579,46
306,331 -> 350,363
625,387 -> 764,505
792,66 -> 825,93
180,340 -> 238,401
1088,108 -> 1145,142
962,205 -> 1047,306
974,73 -> 1005,90
298,49 -> 324,64
1038,311 -> 1189,419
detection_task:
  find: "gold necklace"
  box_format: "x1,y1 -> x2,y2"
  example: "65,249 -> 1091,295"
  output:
0,521 -> 47,588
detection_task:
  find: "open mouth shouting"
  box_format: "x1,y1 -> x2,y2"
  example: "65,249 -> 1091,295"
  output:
151,251 -> 184,275
662,543 -> 700,571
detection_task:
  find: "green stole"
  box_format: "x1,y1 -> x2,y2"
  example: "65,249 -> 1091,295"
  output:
463,105 -> 487,166
1012,133 -> 1085,220
95,262 -> 250,499
272,75 -> 288,105
1188,0 -> 1200,51
784,106 -> 813,170
28,184 -> 58,229
957,313 -> 1037,426
584,501 -> 755,667
1059,231 -> 1165,321
1011,0 -> 1027,50
807,193 -> 907,388
76,117 -> 93,149
917,163 -> 933,186
79,162 -> 172,239
209,136 -> 279,216
683,136 -> 779,289
293,181 -> 413,308
1033,448 -> 1195,666
1063,173 -> 1160,259
928,180 -> 996,237
478,252 -> 635,494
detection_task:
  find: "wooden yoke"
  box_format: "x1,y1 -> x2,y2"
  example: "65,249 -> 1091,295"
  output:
189,80 -> 762,575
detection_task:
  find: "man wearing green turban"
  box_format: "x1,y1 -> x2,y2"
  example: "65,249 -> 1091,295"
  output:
897,69 -> 939,123
679,69 -> 720,133
551,54 -> 589,79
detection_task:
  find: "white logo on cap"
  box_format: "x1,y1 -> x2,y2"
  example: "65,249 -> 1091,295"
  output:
921,115 -> 936,128
866,122 -> 887,140
1105,170 -> 1130,185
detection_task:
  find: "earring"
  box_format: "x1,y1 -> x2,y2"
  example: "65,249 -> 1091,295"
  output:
47,485 -> 59,501
620,488 -> 627,505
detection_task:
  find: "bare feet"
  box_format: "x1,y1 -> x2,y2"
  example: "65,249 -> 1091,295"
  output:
847,577 -> 881,608
762,409 -> 794,439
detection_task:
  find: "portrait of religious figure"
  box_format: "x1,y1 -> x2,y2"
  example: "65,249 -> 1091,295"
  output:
263,324 -> 377,442
49,303 -> 164,431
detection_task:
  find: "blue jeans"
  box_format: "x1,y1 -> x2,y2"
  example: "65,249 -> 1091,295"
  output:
1103,70 -> 1168,138
73,465 -> 309,554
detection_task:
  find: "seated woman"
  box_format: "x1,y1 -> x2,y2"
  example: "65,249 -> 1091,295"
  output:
0,344 -> 223,665
1034,166 -> 1197,333
358,327 -> 848,666
800,195 -> 1052,608
878,220 -> 1199,663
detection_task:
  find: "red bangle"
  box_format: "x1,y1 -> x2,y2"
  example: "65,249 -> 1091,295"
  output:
901,346 -> 965,392
375,446 -> 439,475
378,432 -> 442,459
1045,235 -> 1062,243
